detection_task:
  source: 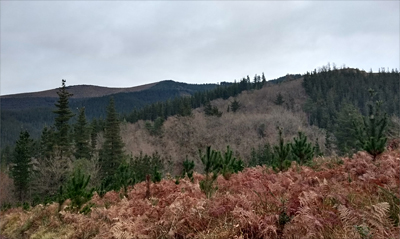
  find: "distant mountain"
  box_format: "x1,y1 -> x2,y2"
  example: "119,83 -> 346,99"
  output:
0,82 -> 157,110
1,82 -> 157,99
0,80 -> 219,147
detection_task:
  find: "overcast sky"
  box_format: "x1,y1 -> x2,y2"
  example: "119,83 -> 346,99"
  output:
1,1 -> 399,95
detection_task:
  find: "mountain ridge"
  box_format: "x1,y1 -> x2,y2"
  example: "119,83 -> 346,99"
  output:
0,82 -> 158,99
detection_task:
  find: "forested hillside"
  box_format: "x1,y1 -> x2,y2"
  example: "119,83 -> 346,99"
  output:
0,66 -> 399,233
302,66 -> 399,155
0,80 -> 219,149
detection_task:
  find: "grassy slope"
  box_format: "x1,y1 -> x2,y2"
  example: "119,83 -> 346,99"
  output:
1,149 -> 399,239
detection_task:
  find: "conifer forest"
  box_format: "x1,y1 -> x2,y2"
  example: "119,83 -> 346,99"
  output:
1,65 -> 399,239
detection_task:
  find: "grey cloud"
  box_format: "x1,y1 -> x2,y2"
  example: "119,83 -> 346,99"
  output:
1,1 -> 398,95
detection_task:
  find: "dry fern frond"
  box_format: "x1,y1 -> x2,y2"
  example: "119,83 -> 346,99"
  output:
338,204 -> 361,227
111,221 -> 135,239
363,202 -> 390,236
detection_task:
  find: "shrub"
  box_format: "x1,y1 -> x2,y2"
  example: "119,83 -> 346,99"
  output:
290,131 -> 314,164
199,146 -> 221,198
182,157 -> 195,181
272,127 -> 291,171
59,168 -> 94,211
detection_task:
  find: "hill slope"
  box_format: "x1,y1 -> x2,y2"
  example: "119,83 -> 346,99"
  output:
120,77 -> 326,174
1,148 -> 398,239
0,80 -> 219,148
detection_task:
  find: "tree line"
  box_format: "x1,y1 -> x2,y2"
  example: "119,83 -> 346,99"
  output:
302,64 -> 399,155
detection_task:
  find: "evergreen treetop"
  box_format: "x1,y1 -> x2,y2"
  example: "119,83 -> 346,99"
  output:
53,79 -> 75,159
100,97 -> 125,177
354,89 -> 388,160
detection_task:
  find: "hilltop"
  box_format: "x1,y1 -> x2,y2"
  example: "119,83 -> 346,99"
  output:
0,82 -> 157,99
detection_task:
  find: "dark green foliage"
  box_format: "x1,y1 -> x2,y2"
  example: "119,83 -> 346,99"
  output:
22,202 -> 30,211
262,72 -> 266,85
145,117 -> 164,136
99,98 -> 125,177
97,176 -> 113,198
1,145 -> 13,166
257,124 -> 266,138
204,102 -> 222,117
333,103 -> 364,156
113,162 -> 136,197
199,146 -> 221,198
90,119 -> 99,158
130,152 -> 164,183
274,92 -> 285,105
53,79 -> 75,159
74,107 -> 91,160
39,126 -> 56,161
126,75 -> 289,124
378,186 -> 400,227
354,90 -> 388,160
249,143 -> 274,167
290,132 -> 314,164
272,128 -> 291,171
11,131 -> 33,202
152,166 -> 162,183
59,168 -> 94,211
230,99 -> 240,112
1,202 -> 12,211
303,66 -> 399,130
220,146 -> 244,180
182,157 -> 195,181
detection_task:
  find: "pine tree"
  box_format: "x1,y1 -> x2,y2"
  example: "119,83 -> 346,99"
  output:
354,89 -> 388,160
262,72 -> 267,85
230,99 -> 240,113
11,131 -> 33,202
274,92 -> 285,105
59,168 -> 94,211
333,103 -> 363,155
74,107 -> 91,160
53,79 -> 75,159
290,132 -> 314,164
199,146 -> 221,198
182,157 -> 195,180
100,98 -> 125,177
273,127 -> 291,171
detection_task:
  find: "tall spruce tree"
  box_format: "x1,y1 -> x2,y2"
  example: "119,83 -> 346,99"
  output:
11,130 -> 33,202
334,103 -> 363,156
53,79 -> 74,159
354,89 -> 388,160
74,107 -> 91,160
100,98 -> 125,177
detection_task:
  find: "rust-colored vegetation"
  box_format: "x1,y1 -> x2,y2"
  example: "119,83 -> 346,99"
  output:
1,149 -> 399,239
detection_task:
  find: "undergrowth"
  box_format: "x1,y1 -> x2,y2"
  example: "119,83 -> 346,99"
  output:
1,149 -> 399,239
